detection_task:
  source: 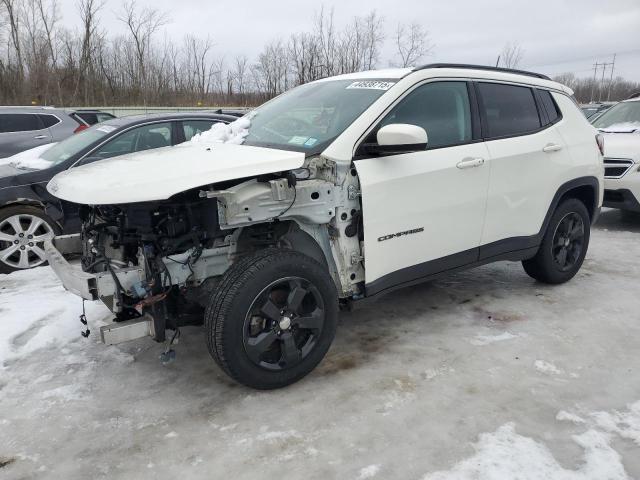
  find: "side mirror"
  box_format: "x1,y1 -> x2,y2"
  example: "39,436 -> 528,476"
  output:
364,124 -> 428,155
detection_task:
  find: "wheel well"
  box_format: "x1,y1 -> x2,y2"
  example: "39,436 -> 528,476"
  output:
559,185 -> 596,219
235,221 -> 329,269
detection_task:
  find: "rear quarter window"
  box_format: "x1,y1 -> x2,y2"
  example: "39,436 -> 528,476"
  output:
38,114 -> 61,128
537,90 -> 561,124
478,83 -> 541,138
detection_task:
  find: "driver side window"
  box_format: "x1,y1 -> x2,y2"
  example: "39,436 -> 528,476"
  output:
368,81 -> 473,150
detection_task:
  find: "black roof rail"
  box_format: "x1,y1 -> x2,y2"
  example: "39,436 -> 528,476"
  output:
628,92 -> 640,100
413,63 -> 551,81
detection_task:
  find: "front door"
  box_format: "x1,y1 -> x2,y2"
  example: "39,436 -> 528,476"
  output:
354,81 -> 491,295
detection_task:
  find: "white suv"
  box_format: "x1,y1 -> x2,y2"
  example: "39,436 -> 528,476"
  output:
44,64 -> 603,389
592,95 -> 640,212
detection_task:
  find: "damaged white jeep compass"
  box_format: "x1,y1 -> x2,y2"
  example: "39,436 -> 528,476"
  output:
45,64 -> 603,389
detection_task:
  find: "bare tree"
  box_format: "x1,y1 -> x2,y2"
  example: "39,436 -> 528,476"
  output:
1,0 -> 24,76
118,0 -> 169,100
394,22 -> 433,68
500,41 -> 524,69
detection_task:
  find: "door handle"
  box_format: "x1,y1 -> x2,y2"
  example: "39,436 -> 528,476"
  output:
542,143 -> 563,153
456,157 -> 485,169
34,135 -> 48,140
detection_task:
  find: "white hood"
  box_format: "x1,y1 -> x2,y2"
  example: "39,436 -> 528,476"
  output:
47,142 -> 304,205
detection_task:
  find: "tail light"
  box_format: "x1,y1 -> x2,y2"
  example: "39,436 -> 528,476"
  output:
74,124 -> 88,134
595,134 -> 604,156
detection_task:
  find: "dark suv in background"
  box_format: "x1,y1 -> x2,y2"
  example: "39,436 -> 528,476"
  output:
0,112 -> 236,273
0,107 -> 115,158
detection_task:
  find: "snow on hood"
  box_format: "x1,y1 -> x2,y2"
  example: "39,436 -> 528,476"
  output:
189,116 -> 251,145
598,121 -> 640,134
0,143 -> 56,170
47,142 -> 304,205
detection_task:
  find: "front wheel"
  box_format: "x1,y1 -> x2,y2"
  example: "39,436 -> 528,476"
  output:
522,198 -> 591,284
205,249 -> 338,389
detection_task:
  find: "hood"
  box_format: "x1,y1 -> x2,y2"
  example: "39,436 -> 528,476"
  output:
601,132 -> 640,163
47,142 -> 305,205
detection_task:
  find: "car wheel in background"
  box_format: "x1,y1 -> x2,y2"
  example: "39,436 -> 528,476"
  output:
0,206 -> 60,274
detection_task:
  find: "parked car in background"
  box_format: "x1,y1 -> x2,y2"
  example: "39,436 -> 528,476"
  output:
581,102 -> 615,120
592,95 -> 640,212
0,112 -> 236,272
0,107 -> 116,158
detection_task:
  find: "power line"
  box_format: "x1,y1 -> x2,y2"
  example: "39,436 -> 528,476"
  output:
524,48 -> 640,69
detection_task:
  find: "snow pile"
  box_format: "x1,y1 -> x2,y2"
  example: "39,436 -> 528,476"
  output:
358,464 -> 381,479
590,401 -> 640,445
556,411 -> 587,424
469,331 -> 517,346
189,117 -> 251,145
0,266 -> 110,366
598,122 -> 640,133
0,143 -> 56,170
423,423 -> 630,480
534,360 -> 563,375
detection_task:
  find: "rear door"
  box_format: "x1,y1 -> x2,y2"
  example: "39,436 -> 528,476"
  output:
354,80 -> 491,294
477,82 -> 572,256
0,113 -> 52,158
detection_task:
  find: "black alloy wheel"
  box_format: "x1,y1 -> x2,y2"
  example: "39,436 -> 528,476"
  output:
243,277 -> 325,371
551,212 -> 585,272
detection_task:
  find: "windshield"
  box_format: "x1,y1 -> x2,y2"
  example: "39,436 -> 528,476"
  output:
592,101 -> 640,130
39,124 -> 117,167
243,79 -> 395,154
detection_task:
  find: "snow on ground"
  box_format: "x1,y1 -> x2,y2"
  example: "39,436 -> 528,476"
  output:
0,209 -> 639,479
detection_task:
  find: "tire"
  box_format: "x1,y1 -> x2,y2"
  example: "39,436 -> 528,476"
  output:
522,198 -> 591,284
0,205 -> 60,274
205,248 -> 338,389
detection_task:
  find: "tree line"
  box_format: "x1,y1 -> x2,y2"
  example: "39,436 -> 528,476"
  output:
0,0 -> 432,107
1,0 -> 637,107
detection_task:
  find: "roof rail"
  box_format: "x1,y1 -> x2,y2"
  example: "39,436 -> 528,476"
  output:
628,92 -> 640,100
413,63 -> 551,81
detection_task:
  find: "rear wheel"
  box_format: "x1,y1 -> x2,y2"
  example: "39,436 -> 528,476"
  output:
522,198 -> 590,284
205,249 -> 338,389
0,206 -> 59,274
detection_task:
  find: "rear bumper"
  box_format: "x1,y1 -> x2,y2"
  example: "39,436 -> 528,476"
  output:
603,189 -> 640,212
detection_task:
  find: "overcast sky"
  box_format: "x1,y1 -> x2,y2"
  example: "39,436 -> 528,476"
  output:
58,0 -> 640,81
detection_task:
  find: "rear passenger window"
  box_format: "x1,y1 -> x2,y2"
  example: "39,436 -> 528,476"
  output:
182,120 -> 216,141
374,81 -> 472,149
538,90 -> 561,124
0,114 -> 42,133
38,114 -> 60,128
478,83 -> 541,138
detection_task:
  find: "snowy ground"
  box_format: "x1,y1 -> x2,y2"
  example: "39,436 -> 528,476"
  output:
1,209 -> 639,479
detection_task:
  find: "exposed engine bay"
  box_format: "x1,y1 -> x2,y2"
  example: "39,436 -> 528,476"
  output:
74,166 -> 365,343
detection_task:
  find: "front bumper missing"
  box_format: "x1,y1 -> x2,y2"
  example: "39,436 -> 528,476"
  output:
44,238 -> 146,310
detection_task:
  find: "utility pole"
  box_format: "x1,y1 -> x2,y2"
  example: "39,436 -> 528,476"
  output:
590,62 -> 600,103
607,53 -> 616,101
597,59 -> 615,102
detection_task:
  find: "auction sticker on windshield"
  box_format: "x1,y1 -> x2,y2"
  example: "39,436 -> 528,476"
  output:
346,81 -> 395,90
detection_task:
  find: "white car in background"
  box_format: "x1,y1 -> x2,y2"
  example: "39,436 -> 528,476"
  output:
592,95 -> 640,212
